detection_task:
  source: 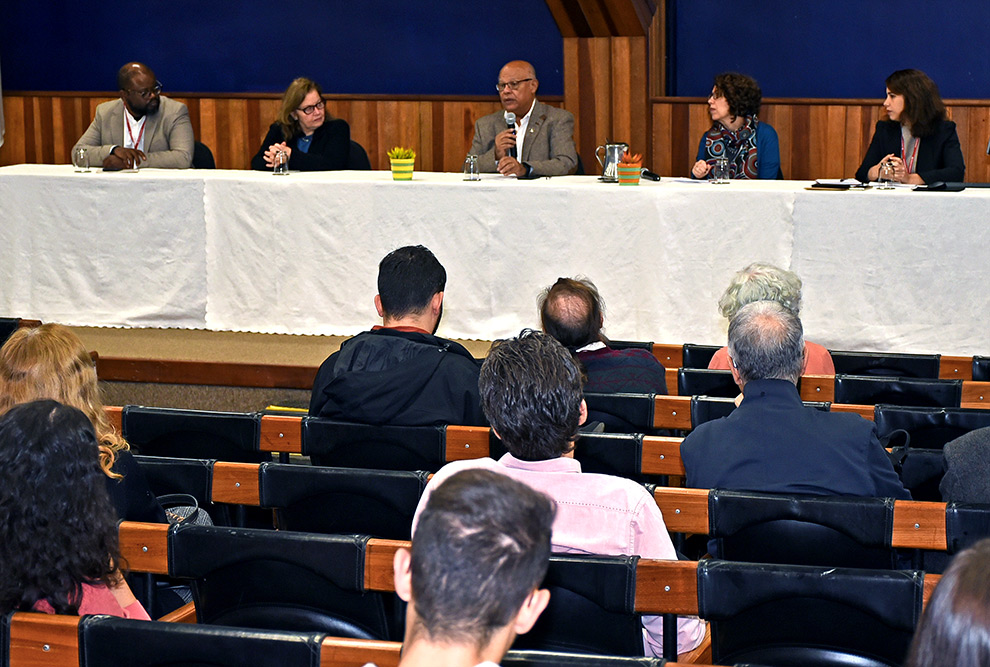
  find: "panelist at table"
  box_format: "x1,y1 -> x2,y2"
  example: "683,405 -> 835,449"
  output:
73,62 -> 193,170
855,69 -> 965,185
691,72 -> 780,180
251,77 -> 350,172
468,60 -> 577,178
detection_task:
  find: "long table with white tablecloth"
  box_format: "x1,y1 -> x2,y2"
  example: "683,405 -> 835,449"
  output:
2,165 -> 987,355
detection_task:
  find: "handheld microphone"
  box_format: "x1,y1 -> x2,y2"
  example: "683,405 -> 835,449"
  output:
640,167 -> 661,181
504,111 -> 517,158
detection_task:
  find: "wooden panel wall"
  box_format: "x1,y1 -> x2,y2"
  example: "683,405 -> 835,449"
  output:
652,97 -> 990,181
0,92 -> 521,172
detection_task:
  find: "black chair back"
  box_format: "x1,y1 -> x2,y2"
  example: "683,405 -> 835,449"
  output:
0,318 -> 19,346
608,339 -> 654,352
945,502 -> 990,554
192,141 -> 216,168
512,555 -> 643,657
78,615 -> 325,667
169,524 -> 395,640
583,392 -> 655,434
122,406 -> 267,463
347,140 -> 371,170
874,404 -> 990,450
974,356 -> 990,382
574,432 -> 645,481
134,455 -> 231,526
829,350 -> 941,378
698,560 -> 923,667
678,368 -> 738,398
708,490 -> 897,568
832,375 -> 962,408
681,343 -> 720,369
302,418 -> 447,472
691,395 -> 829,428
260,463 -> 429,539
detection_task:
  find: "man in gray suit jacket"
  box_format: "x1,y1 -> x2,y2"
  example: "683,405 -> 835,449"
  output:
468,60 -> 577,177
73,62 -> 193,170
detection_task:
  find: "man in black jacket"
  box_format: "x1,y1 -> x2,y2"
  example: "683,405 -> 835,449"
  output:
309,246 -> 486,426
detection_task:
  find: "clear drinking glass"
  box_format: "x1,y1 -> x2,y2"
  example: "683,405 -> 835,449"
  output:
72,146 -> 90,173
273,149 -> 289,175
463,155 -> 480,181
711,157 -> 729,184
876,161 -> 895,190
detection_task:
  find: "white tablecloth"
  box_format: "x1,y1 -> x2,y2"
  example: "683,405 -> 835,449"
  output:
2,165 -> 988,355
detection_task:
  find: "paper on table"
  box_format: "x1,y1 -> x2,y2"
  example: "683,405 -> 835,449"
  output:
814,178 -> 864,186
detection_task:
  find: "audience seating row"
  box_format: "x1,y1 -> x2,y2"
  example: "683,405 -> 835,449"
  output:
111,521 -> 940,664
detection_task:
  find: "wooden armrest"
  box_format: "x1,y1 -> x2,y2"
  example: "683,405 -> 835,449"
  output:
158,601 -> 197,623
259,414 -> 303,453
444,425 -> 491,461
211,462 -> 262,505
642,436 -> 686,476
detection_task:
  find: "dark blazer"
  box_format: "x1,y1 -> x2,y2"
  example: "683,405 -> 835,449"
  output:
468,100 -> 578,176
251,118 -> 350,171
940,426 -> 990,503
855,119 -> 965,184
680,379 -> 910,499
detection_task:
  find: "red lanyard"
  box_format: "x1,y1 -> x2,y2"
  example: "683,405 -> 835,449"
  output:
900,134 -> 919,173
125,114 -> 146,150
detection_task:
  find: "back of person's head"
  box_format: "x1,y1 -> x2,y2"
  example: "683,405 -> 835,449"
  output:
538,277 -> 605,349
727,300 -> 805,385
409,468 -> 555,649
905,538 -> 990,667
885,68 -> 946,139
718,262 -> 803,320
0,399 -> 122,615
0,323 -> 125,460
277,76 -> 325,139
480,329 -> 583,460
377,245 -> 447,319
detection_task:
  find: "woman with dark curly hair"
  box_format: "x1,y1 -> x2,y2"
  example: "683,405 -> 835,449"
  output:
691,72 -> 780,180
0,400 -> 150,618
904,537 -> 990,667
250,77 -> 350,171
855,69 -> 965,185
0,324 -> 164,523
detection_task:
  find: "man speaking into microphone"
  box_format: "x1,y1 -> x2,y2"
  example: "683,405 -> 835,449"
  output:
468,60 -> 578,177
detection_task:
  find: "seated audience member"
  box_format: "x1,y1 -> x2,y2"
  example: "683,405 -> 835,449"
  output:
681,301 -> 909,499
709,262 -> 835,375
468,60 -> 577,177
73,61 -> 193,170
855,69 -> 965,185
414,330 -> 706,658
691,72 -> 780,180
539,277 -> 667,394
939,426 -> 990,503
309,245 -> 486,426
0,324 -> 165,523
0,400 -> 150,619
904,537 -> 990,667
390,469 -> 554,667
250,77 -> 350,172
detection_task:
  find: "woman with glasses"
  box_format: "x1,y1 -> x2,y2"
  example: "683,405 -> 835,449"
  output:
251,77 -> 350,171
691,72 -> 780,180
854,69 -> 964,185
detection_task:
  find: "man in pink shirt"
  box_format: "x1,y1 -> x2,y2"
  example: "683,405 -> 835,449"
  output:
414,330 -> 706,658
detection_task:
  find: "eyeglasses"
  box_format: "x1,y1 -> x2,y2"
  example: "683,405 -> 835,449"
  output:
126,81 -> 163,99
495,78 -> 534,93
297,100 -> 326,115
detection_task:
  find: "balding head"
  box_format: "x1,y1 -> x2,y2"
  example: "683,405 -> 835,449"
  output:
727,300 -> 805,387
538,277 -> 604,349
117,62 -> 154,91
497,60 -> 539,115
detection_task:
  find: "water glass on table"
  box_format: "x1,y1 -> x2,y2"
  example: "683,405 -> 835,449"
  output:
72,147 -> 90,173
711,158 -> 729,184
463,155 -> 480,181
273,149 -> 289,175
876,161 -> 895,190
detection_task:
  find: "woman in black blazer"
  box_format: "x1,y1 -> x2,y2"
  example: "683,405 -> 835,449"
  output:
251,77 -> 350,172
855,69 -> 964,185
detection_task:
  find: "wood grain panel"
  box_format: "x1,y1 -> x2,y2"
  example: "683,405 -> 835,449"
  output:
321,638 -> 402,667
9,613 -> 80,667
211,461 -> 261,505
364,539 -> 405,591
641,436 -> 686,475
654,395 -> 692,429
634,559 -> 699,615
118,521 -> 169,574
259,414 -> 304,454
653,487 -> 709,534
892,500 -> 947,550
444,425 -> 492,461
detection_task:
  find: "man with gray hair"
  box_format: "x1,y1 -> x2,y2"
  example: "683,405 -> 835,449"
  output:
681,300 -> 909,498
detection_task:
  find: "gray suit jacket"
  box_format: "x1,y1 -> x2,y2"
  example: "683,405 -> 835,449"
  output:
73,96 -> 194,169
468,100 -> 577,176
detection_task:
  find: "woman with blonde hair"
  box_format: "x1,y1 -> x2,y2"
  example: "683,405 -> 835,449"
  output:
250,77 -> 350,171
0,323 -> 164,523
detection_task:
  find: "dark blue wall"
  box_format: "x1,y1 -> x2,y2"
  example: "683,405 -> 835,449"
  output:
0,1 -> 564,95
670,0 -> 990,99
